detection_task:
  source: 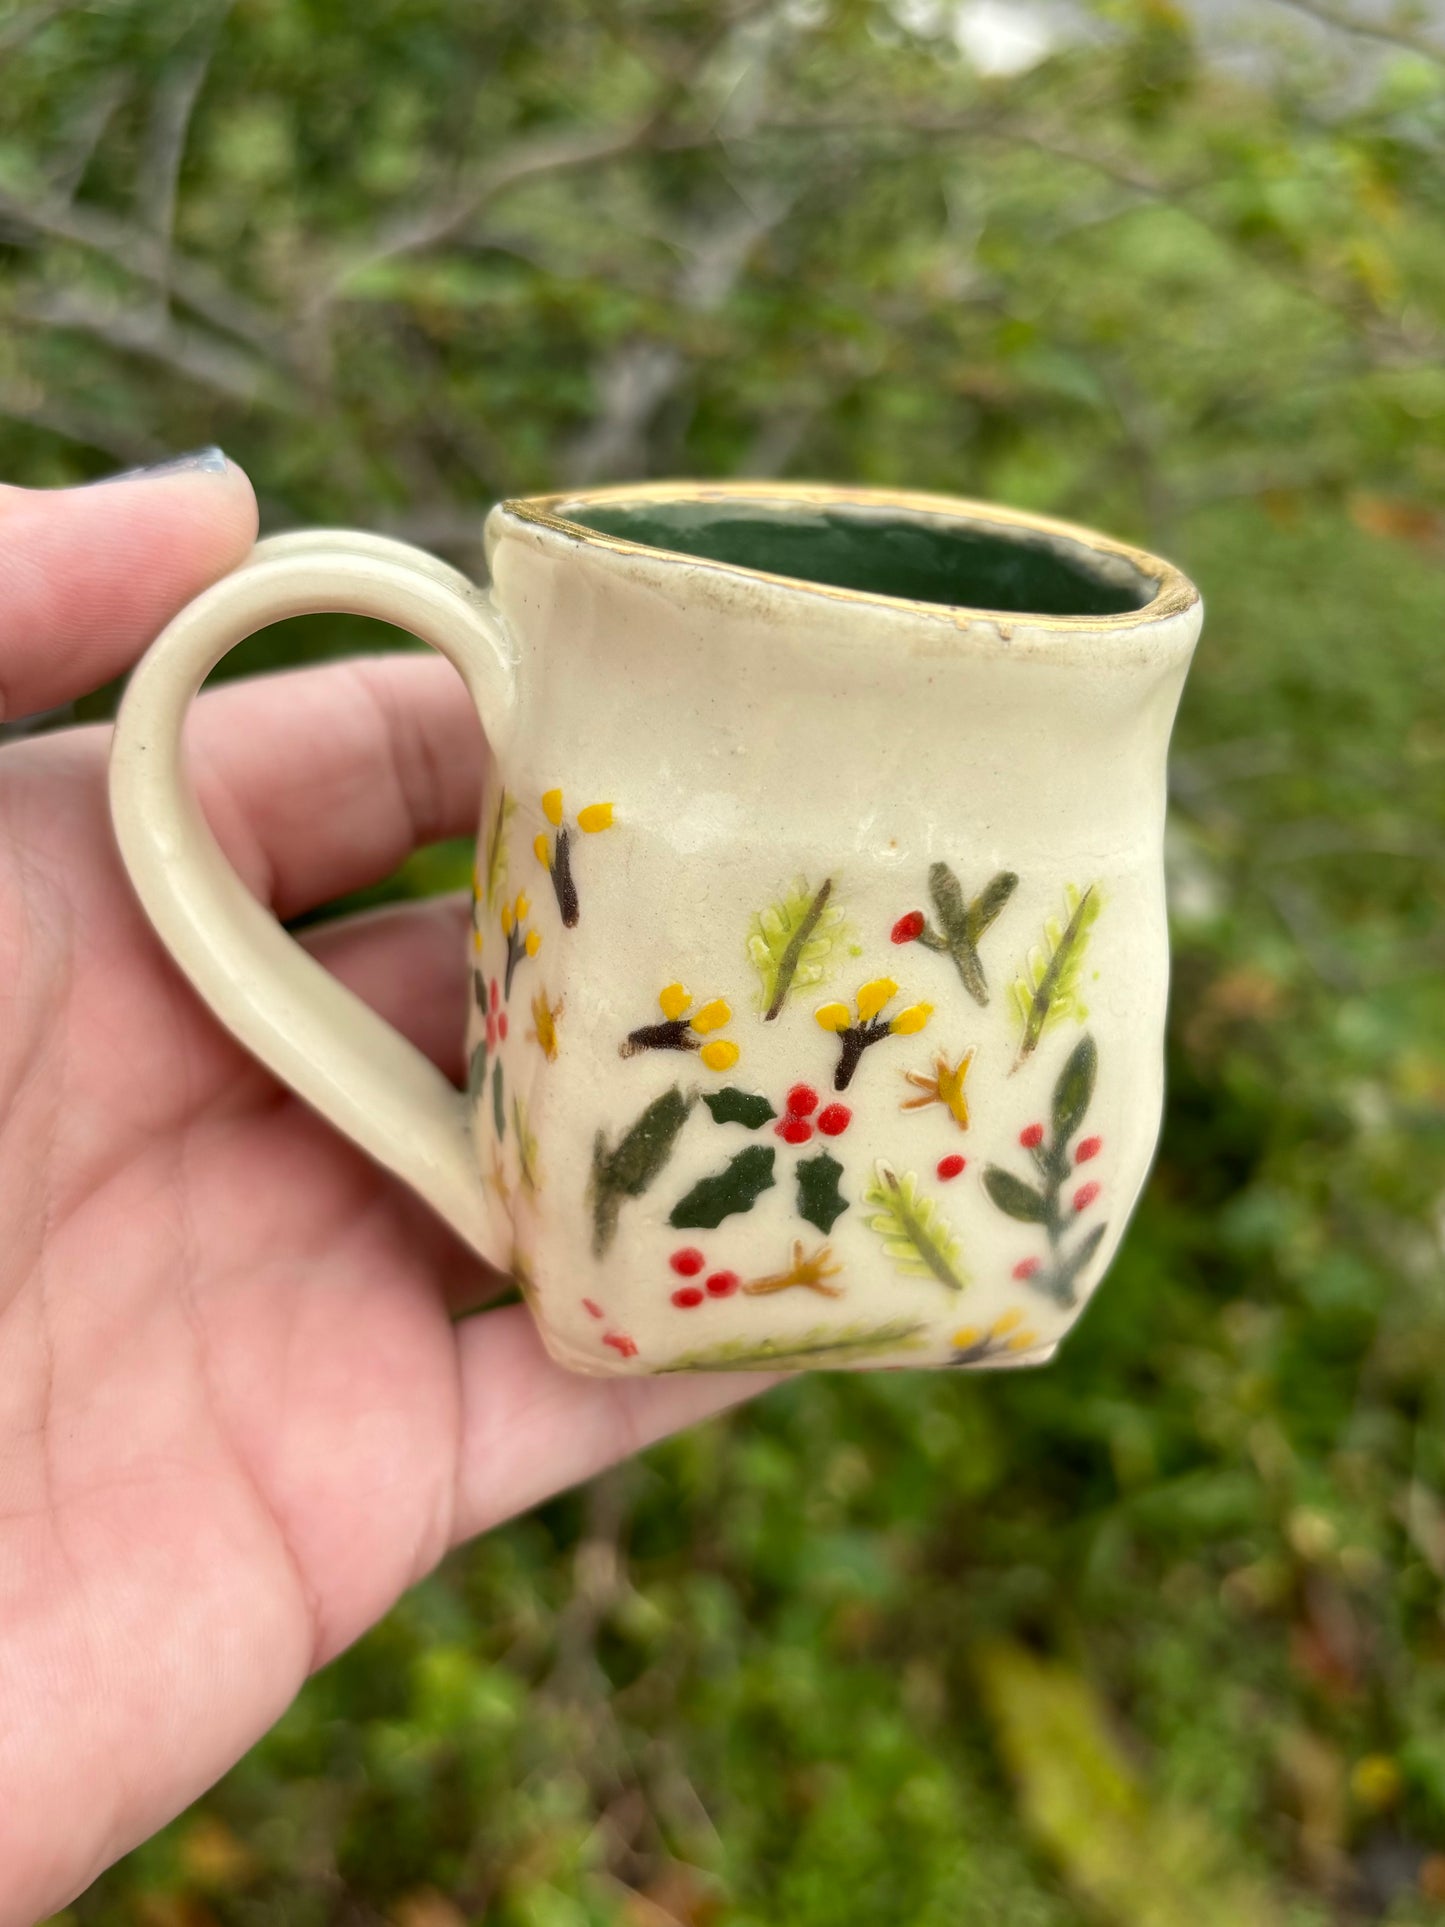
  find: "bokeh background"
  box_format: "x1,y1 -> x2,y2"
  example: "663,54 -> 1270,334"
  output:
4,0 -> 1445,1919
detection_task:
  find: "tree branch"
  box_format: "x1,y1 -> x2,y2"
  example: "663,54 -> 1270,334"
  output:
1267,0 -> 1445,65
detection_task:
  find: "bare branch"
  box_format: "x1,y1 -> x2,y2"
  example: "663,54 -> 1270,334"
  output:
138,6 -> 232,310
0,0 -> 87,60
0,379 -> 163,467
47,70 -> 132,204
12,292 -> 286,408
1267,0 -> 1445,65
0,187 -> 286,362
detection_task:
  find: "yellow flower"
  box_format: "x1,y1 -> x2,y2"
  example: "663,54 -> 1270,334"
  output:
815,1001 -> 851,1033
889,1003 -> 932,1036
952,1311 -> 1040,1358
533,831 -> 550,865
902,1048 -> 974,1128
500,903 -> 515,936
578,801 -> 614,833
634,983 -> 738,1072
529,988 -> 563,1061
659,982 -> 692,1020
856,977 -> 897,1022
514,892 -> 529,921
525,929 -> 541,957
542,788 -> 564,827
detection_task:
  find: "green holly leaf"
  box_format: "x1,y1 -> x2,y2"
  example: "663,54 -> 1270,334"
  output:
670,1146 -> 776,1230
796,1150 -> 849,1234
702,1087 -> 778,1129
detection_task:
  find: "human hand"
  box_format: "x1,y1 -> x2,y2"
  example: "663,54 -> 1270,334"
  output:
0,457 -> 765,1921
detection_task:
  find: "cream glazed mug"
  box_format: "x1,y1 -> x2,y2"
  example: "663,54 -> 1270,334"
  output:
109,482 -> 1202,1377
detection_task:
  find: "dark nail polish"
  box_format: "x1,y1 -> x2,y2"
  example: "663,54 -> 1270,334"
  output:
95,446 -> 230,485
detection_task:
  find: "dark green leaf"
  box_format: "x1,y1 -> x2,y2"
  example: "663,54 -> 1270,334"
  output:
796,1150 -> 849,1233
702,1086 -> 778,1129
591,1086 -> 694,1256
1051,1035 -> 1098,1145
983,1166 -> 1050,1224
467,1041 -> 488,1101
670,1145 -> 776,1230
929,860 -> 969,942
966,870 -> 1019,944
492,1059 -> 505,1138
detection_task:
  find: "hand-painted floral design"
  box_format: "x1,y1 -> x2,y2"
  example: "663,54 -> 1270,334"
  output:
950,1308 -> 1041,1364
796,1151 -> 848,1233
467,969 -> 492,1101
669,1144 -> 775,1230
773,1083 -> 852,1145
500,891 -> 541,995
815,978 -> 932,1090
512,1094 -> 541,1193
743,1237 -> 843,1298
748,876 -> 850,1018
535,787 -> 614,928
1010,883 -> 1102,1069
901,1046 -> 975,1129
891,862 -> 1018,1005
663,1245 -> 743,1308
621,982 -> 740,1072
983,1034 -> 1106,1307
937,1153 -> 967,1181
590,1085 -> 693,1256
479,786 -> 515,912
528,987 -> 563,1061
863,1161 -> 970,1294
657,1319 -> 927,1373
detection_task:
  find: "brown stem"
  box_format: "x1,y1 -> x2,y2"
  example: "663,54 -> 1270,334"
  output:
765,876 -> 832,1021
619,1020 -> 698,1058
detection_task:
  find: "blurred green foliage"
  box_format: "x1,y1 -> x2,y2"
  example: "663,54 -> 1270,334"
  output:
3,0 -> 1444,1919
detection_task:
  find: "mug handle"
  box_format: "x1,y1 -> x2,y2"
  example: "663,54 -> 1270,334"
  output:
108,530 -> 516,1260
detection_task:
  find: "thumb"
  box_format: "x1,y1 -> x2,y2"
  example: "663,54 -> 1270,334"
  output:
0,449 -> 258,725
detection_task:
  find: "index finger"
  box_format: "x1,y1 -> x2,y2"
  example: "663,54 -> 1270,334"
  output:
0,451 -> 258,724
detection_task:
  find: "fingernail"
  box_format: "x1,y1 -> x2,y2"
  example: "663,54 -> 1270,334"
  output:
94,446 -> 230,485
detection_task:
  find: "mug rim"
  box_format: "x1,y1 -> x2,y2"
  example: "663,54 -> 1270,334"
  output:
496,479 -> 1200,632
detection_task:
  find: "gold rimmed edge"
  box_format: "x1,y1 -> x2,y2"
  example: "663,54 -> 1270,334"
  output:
496,479 -> 1200,632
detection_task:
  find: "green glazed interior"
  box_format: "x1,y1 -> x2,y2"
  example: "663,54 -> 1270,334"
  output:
565,498 -> 1153,618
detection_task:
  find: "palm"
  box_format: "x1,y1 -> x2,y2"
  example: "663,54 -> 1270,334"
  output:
0,466 -> 761,1921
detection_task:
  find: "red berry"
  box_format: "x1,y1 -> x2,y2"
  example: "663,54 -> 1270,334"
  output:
891,910 -> 925,944
786,1083 -> 819,1117
603,1332 -> 638,1358
937,1154 -> 966,1180
582,1298 -> 604,1320
498,1011 -> 509,1041
1075,1136 -> 1102,1164
776,1116 -> 814,1144
1020,1123 -> 1045,1149
1073,1181 -> 1101,1213
1013,1257 -> 1040,1280
817,1103 -> 852,1137
670,1247 -> 706,1276
706,1270 -> 740,1298
671,1286 -> 704,1309
490,978 -> 500,1008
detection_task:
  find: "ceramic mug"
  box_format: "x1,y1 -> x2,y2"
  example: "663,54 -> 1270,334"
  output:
109,482 -> 1202,1376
